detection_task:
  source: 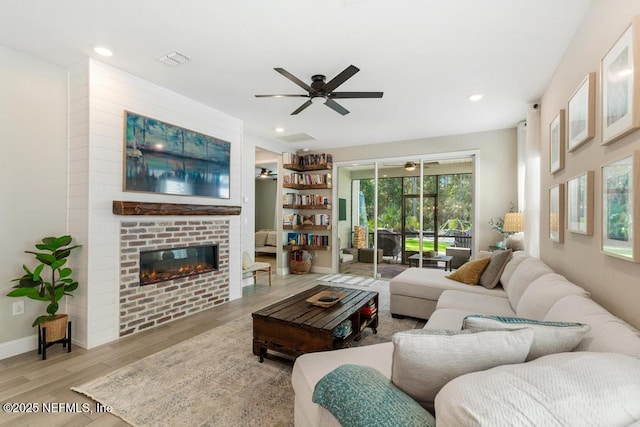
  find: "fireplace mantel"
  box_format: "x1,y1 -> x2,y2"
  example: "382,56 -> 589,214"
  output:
113,201 -> 241,216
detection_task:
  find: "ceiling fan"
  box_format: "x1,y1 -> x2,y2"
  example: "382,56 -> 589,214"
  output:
256,168 -> 277,179
255,65 -> 383,115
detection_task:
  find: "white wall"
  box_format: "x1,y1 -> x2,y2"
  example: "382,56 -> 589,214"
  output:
68,59 -> 244,348
0,45 -> 69,358
539,0 -> 640,329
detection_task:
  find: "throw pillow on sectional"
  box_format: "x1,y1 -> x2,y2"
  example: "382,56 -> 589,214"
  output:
479,249 -> 513,289
390,328 -> 533,412
312,364 -> 436,427
445,257 -> 491,285
462,314 -> 591,361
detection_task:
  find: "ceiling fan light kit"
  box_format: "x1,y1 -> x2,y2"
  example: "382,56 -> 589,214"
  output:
404,161 -> 416,171
255,65 -> 383,115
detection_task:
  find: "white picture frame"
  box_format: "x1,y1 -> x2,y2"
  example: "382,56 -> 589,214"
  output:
601,152 -> 640,262
567,73 -> 596,152
550,111 -> 565,174
601,18 -> 640,145
567,171 -> 594,235
549,183 -> 564,243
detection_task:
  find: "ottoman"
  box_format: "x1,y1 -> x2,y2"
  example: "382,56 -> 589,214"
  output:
358,248 -> 383,264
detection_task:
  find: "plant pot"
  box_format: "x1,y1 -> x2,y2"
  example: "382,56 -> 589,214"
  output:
40,314 -> 69,342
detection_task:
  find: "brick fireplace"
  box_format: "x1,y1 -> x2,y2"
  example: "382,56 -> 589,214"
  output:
119,219 -> 230,336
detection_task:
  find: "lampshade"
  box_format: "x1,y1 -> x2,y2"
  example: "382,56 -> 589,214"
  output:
503,212 -> 524,233
404,161 -> 416,171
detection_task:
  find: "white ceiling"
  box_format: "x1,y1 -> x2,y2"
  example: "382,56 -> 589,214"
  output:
0,0 -> 591,149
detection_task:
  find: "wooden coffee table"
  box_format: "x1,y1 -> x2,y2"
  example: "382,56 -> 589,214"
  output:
252,285 -> 379,362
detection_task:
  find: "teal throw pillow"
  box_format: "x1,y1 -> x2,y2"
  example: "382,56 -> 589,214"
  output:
312,364 -> 435,427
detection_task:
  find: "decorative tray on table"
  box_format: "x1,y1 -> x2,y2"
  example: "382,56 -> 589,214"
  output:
307,290 -> 345,308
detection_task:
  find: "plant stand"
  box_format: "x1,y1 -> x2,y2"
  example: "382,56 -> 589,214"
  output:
38,320 -> 71,360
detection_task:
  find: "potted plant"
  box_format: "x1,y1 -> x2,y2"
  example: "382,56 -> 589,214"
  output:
6,235 -> 81,342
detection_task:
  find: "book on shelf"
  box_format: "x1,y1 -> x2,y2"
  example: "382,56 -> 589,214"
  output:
285,233 -> 329,246
359,306 -> 377,316
283,152 -> 333,168
283,193 -> 331,207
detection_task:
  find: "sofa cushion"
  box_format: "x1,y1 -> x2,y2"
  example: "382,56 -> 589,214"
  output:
479,249 -> 513,289
462,315 -> 591,361
436,290 -> 514,317
255,230 -> 269,247
505,258 -> 553,310
516,273 -> 590,320
544,295 -> 640,356
312,364 -> 436,427
390,268 -> 507,302
435,352 -> 640,426
292,343 -> 394,426
391,328 -> 533,412
499,250 -> 530,290
265,230 -> 277,246
445,257 -> 490,285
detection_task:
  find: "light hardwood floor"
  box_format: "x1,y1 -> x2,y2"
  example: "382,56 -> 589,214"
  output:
0,272 -> 325,427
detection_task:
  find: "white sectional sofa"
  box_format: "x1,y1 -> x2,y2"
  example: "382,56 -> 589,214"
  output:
291,251 -> 640,426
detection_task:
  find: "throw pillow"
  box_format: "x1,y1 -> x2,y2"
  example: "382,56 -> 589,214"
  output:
479,249 -> 513,289
265,231 -> 277,246
391,328 -> 533,412
462,315 -> 591,361
445,257 -> 491,285
255,230 -> 269,247
313,364 -> 436,427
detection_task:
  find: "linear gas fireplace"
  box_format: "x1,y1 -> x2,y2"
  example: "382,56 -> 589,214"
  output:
139,244 -> 219,286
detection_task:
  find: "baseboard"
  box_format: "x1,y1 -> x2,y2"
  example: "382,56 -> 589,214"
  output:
0,334 -> 38,360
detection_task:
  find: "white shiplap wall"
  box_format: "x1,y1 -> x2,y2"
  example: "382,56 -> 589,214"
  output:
69,59 -> 243,348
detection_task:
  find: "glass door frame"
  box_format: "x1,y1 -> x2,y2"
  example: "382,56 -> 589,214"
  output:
333,152 -> 478,276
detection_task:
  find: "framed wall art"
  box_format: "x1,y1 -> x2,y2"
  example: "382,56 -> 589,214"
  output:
123,111 -> 231,199
549,183 -> 565,243
567,171 -> 594,235
601,151 -> 640,262
567,73 -> 596,152
550,110 -> 565,174
601,18 -> 640,145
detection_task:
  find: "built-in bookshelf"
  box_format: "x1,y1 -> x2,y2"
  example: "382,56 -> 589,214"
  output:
281,152 -> 332,253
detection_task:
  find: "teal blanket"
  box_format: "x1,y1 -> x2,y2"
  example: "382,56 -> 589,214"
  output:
312,364 -> 435,427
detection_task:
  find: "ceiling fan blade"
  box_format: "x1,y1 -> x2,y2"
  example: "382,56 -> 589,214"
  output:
291,99 -> 313,115
323,65 -> 359,93
324,98 -> 350,115
255,94 -> 310,98
274,68 -> 313,92
330,91 -> 384,99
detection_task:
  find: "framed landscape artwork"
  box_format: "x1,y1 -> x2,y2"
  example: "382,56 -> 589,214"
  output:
601,152 -> 640,262
567,171 -> 594,235
567,73 -> 595,152
601,18 -> 640,145
549,183 -> 564,243
550,110 -> 565,174
123,111 -> 231,198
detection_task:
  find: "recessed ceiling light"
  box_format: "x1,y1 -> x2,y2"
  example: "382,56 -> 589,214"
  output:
468,94 -> 483,102
274,127 -> 284,133
93,46 -> 114,57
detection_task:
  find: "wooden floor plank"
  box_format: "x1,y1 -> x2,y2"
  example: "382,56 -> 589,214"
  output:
0,273 -> 323,426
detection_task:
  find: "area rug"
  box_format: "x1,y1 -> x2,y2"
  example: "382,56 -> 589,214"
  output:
72,310 -> 422,427
318,273 -> 378,287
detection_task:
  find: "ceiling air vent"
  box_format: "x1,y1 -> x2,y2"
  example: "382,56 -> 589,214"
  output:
277,133 -> 317,143
156,51 -> 191,66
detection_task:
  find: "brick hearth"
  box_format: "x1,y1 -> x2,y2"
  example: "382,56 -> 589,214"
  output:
119,219 -> 230,336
